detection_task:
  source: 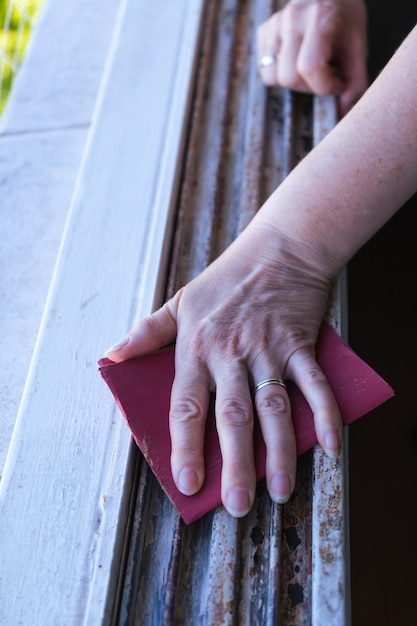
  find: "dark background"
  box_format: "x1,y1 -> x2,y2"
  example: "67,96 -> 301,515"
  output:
348,1 -> 417,623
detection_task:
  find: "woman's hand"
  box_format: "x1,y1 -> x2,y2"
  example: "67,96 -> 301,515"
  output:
108,23 -> 417,518
257,0 -> 368,116
106,224 -> 343,518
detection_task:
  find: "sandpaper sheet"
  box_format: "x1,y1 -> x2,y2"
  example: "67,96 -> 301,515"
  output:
98,323 -> 394,524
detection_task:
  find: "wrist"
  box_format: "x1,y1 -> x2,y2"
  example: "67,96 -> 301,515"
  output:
235,220 -> 339,288
251,190 -> 349,279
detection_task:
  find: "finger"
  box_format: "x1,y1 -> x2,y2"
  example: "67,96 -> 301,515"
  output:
289,349 -> 343,458
214,363 -> 256,518
298,41 -> 344,96
105,292 -> 180,362
338,81 -> 367,118
253,377 -> 296,504
276,8 -> 305,90
297,17 -> 344,96
338,80 -> 367,118
337,43 -> 368,116
257,13 -> 281,86
169,355 -> 211,496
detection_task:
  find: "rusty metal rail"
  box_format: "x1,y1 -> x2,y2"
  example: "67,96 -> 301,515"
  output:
114,1 -> 349,624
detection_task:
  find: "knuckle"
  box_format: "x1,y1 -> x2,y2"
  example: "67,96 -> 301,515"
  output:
298,63 -> 336,95
170,398 -> 206,427
161,297 -> 179,324
256,391 -> 289,416
173,441 -> 201,459
269,11 -> 282,32
217,398 -> 253,429
316,2 -> 341,24
140,313 -> 161,336
226,460 -> 255,481
297,54 -> 318,76
277,70 -> 299,89
282,4 -> 302,29
305,365 -> 328,387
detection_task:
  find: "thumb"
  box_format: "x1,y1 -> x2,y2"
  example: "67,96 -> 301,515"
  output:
338,81 -> 367,117
337,44 -> 368,116
105,295 -> 180,362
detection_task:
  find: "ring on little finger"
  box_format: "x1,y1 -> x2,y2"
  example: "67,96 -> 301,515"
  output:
258,54 -> 277,68
253,378 -> 287,396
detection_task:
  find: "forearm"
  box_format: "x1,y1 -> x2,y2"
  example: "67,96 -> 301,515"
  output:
256,24 -> 417,275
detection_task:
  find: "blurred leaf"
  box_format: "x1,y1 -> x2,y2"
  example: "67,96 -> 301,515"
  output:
0,0 -> 43,115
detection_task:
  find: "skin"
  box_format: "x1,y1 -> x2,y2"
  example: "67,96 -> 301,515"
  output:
257,0 -> 368,115
107,25 -> 417,518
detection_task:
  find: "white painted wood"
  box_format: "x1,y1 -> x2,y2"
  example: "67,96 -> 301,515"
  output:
0,1 -> 204,624
0,130 -> 86,474
2,0 -> 119,133
0,0 -> 120,477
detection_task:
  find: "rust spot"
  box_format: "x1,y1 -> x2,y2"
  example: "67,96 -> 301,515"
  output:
250,525 -> 264,545
319,546 -> 335,565
284,526 -> 301,551
142,438 -> 151,466
288,582 -> 304,607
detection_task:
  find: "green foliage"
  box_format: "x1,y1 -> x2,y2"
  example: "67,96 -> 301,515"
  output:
0,0 -> 40,28
0,0 -> 43,114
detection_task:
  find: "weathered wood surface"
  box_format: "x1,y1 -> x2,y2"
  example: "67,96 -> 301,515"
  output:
0,0 -> 205,623
0,0 -> 120,476
0,0 -> 350,624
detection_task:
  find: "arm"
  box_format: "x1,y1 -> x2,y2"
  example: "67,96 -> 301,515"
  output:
257,23 -> 417,271
257,0 -> 368,115
107,25 -> 417,517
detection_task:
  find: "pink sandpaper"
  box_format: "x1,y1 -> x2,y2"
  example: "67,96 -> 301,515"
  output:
98,323 -> 394,524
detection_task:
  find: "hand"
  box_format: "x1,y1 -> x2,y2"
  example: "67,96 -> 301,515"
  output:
106,224 -> 343,518
257,0 -> 368,116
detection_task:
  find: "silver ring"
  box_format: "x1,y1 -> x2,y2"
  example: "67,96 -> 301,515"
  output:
258,54 -> 277,68
253,378 -> 287,395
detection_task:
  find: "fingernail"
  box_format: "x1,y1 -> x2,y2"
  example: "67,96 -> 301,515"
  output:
105,335 -> 131,355
269,472 -> 291,504
177,467 -> 200,496
324,430 -> 341,459
226,488 -> 251,517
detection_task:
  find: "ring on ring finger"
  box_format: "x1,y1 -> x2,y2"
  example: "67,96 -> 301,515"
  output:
253,378 -> 287,396
258,53 -> 278,68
